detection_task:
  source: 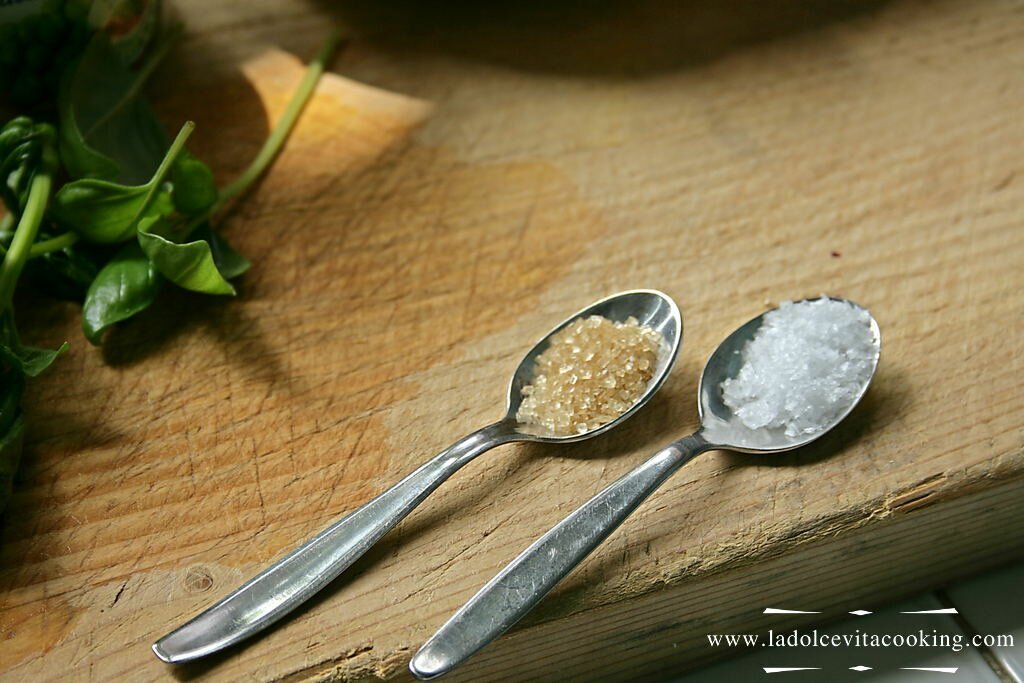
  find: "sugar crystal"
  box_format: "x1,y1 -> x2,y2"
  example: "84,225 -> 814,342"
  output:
517,315 -> 664,436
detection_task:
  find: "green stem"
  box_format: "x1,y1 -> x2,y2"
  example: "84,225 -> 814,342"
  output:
0,172 -> 52,310
136,120 -> 195,223
84,25 -> 184,139
214,30 -> 344,210
28,232 -> 79,258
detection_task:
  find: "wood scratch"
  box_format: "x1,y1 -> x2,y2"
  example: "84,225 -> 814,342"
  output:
110,580 -> 128,608
884,473 -> 950,513
252,440 -> 268,526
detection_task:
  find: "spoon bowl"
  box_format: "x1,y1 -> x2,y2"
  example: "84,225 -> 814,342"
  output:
153,290 -> 681,664
699,297 -> 880,452
509,289 -> 682,442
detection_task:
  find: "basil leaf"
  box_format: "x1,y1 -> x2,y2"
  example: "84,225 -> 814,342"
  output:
137,214 -> 236,295
101,98 -> 170,183
199,226 -> 251,279
23,241 -> 104,301
57,71 -> 120,182
82,241 -> 162,345
52,179 -> 150,243
53,121 -> 193,244
0,312 -> 67,378
0,414 -> 25,516
57,36 -> 168,184
0,341 -> 69,378
171,153 -> 217,216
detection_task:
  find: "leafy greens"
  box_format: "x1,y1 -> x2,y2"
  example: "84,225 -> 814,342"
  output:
0,20 -> 345,513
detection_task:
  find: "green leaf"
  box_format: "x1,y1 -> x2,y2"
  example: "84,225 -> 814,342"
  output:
0,117 -> 35,159
53,122 -> 193,244
82,241 -> 162,345
0,341 -> 69,377
200,226 -> 251,279
57,70 -> 120,181
137,215 -> 236,296
57,35 -> 169,183
0,312 -> 67,378
171,153 -> 217,216
1,117 -> 59,216
23,240 -> 104,302
0,414 -> 25,516
52,179 -> 150,243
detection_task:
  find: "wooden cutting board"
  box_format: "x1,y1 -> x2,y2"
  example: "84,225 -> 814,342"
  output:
3,0 -> 1023,681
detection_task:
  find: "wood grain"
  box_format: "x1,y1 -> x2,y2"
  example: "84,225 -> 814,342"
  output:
2,0 -> 1023,681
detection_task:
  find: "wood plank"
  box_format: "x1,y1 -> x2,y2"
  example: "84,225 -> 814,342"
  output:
445,478 -> 1024,682
2,0 -> 1023,681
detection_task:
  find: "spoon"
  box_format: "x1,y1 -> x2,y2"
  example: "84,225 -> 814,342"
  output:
152,290 -> 682,664
410,297 -> 880,680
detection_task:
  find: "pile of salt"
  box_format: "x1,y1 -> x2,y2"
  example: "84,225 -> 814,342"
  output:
721,297 -> 876,437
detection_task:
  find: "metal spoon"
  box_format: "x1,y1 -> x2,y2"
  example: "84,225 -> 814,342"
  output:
153,290 -> 682,664
410,297 -> 880,680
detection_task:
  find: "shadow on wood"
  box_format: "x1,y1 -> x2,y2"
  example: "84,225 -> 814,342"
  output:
323,0 -> 890,77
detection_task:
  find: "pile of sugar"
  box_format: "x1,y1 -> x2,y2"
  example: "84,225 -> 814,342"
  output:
721,298 -> 875,437
517,315 -> 664,436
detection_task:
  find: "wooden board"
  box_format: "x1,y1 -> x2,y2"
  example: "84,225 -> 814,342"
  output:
3,0 -> 1024,680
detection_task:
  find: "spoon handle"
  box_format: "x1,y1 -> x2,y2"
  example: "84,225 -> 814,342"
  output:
410,432 -> 710,680
153,421 -> 515,664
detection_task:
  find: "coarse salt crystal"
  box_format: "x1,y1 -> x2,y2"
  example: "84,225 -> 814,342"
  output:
721,297 -> 875,437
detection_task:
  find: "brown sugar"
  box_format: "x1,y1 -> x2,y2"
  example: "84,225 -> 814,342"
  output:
517,316 -> 664,436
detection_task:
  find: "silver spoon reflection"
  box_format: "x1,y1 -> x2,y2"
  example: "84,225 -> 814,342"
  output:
153,290 -> 682,664
410,297 -> 880,680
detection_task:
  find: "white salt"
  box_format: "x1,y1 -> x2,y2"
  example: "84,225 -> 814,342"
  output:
721,298 -> 876,437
